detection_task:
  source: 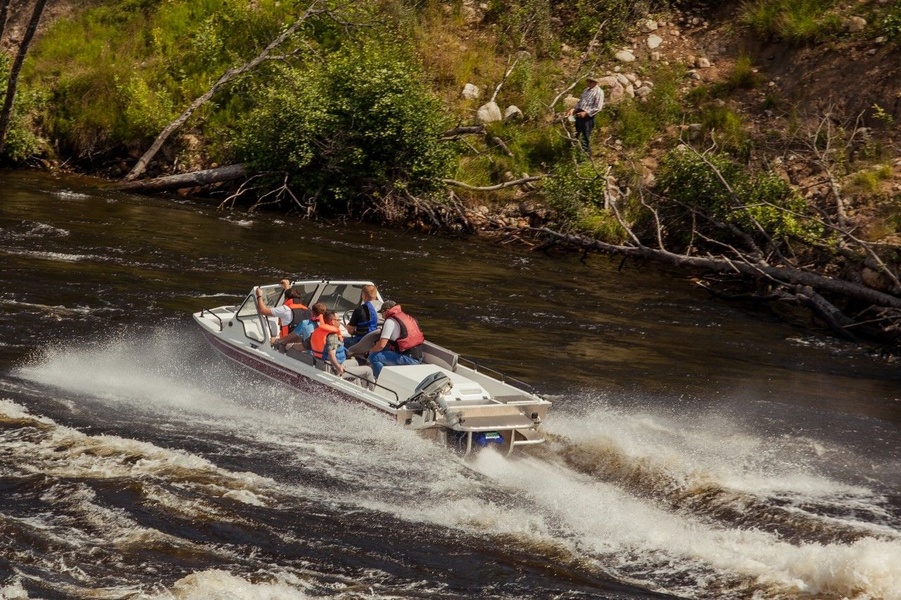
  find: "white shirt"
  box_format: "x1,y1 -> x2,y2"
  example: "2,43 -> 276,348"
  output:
271,304 -> 293,326
379,318 -> 401,341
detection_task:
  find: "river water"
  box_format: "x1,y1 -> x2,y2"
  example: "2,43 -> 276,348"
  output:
0,169 -> 899,599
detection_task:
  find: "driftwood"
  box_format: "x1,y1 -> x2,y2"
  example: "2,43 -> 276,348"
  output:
441,125 -> 485,139
443,175 -> 545,191
113,164 -> 247,193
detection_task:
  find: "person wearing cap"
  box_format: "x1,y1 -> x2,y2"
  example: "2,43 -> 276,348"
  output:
566,74 -> 605,154
367,300 -> 425,379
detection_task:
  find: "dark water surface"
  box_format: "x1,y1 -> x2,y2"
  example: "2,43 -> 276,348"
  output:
0,169 -> 899,599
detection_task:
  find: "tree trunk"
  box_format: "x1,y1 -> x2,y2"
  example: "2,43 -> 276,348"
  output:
0,0 -> 11,40
112,163 -> 248,193
0,0 -> 47,155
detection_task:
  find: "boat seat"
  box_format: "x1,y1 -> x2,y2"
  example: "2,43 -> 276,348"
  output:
421,340 -> 458,372
287,346 -> 317,367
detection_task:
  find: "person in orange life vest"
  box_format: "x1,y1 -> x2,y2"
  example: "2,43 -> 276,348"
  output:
344,284 -> 382,347
272,302 -> 326,352
368,301 -> 424,379
310,310 -> 374,388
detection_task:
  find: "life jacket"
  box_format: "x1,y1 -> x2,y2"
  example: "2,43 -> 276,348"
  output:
384,305 -> 424,353
310,323 -> 345,362
357,301 -> 378,334
280,299 -> 310,338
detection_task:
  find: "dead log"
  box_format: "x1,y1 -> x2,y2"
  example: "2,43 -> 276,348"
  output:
443,176 -> 545,191
112,164 -> 247,193
441,125 -> 485,139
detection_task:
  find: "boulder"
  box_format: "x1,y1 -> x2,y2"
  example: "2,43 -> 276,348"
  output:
476,101 -> 502,123
462,83 -> 481,100
504,105 -> 524,120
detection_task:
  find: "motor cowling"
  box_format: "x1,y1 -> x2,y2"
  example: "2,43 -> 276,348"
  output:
403,372 -> 452,414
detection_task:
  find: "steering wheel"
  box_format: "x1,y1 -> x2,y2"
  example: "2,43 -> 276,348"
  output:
342,308 -> 355,326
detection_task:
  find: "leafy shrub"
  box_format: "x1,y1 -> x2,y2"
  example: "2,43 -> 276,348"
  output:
656,148 -> 819,245
236,45 -> 455,212
0,55 -> 45,163
541,160 -> 608,228
882,3 -> 901,39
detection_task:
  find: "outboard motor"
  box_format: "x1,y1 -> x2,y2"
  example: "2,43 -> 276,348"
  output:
399,372 -> 452,413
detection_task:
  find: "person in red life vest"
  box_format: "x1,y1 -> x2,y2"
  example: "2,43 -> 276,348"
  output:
310,310 -> 374,388
368,300 -> 424,379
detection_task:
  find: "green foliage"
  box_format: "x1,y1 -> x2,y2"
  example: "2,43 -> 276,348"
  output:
882,3 -> 901,39
541,160 -> 606,226
606,66 -> 683,150
738,0 -> 843,44
0,55 -> 45,163
656,148 -> 820,244
847,165 -> 893,194
25,0 -> 300,157
235,46 -> 455,212
726,55 -> 761,90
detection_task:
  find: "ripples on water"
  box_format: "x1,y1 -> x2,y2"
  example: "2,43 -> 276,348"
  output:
1,171 -> 900,599
1,328 -> 897,599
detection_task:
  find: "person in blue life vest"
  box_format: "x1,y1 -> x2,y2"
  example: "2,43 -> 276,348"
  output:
344,284 -> 382,347
565,74 -> 604,154
310,310 -> 374,388
367,301 -> 425,379
271,302 -> 326,352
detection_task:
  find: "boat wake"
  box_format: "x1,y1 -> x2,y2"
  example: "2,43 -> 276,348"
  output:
5,329 -> 901,599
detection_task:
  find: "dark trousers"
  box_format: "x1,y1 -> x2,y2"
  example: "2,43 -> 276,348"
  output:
575,115 -> 594,153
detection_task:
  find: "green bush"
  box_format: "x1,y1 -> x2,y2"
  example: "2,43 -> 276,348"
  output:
656,149 -> 820,245
884,3 -> 901,39
0,55 -> 45,163
236,45 -> 455,212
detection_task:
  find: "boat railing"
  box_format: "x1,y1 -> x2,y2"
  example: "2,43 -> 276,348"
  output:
457,356 -> 537,394
201,308 -> 225,332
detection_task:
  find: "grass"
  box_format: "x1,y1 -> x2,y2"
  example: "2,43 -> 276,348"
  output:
738,0 -> 843,44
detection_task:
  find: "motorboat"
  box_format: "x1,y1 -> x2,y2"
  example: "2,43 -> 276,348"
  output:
193,280 -> 552,454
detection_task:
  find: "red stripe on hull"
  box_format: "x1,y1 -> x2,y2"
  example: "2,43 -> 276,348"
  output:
199,328 -> 395,421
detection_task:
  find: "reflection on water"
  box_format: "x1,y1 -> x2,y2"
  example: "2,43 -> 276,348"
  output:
1,169 -> 899,599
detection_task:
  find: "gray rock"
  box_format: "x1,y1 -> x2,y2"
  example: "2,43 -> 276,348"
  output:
615,50 -> 637,62
462,83 -> 481,100
596,76 -> 620,88
640,19 -> 658,33
503,105 -> 524,120
648,34 -> 663,49
847,16 -> 867,32
476,101 -> 503,123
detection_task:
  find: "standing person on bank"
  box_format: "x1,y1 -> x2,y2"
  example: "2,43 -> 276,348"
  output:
566,74 -> 604,154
